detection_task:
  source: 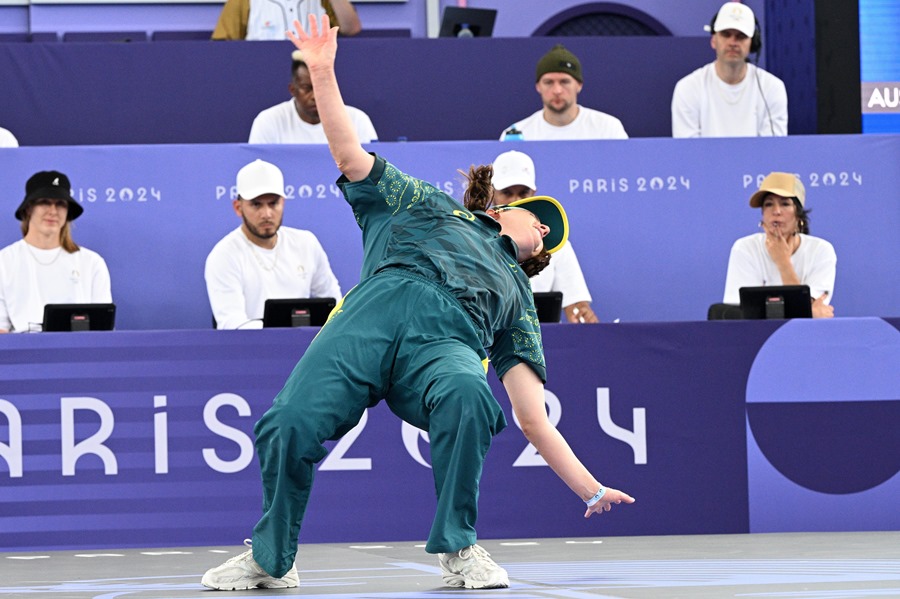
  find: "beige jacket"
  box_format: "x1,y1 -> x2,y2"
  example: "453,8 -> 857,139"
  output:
212,0 -> 340,40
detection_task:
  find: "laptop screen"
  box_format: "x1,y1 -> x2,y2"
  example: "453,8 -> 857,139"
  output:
262,298 -> 337,328
42,303 -> 116,332
739,285 -> 812,319
532,291 -> 563,323
438,7 -> 497,38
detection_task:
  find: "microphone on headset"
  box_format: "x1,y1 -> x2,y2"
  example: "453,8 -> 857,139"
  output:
754,65 -> 776,136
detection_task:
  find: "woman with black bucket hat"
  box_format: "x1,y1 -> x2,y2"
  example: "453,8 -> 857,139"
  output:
0,170 -> 111,332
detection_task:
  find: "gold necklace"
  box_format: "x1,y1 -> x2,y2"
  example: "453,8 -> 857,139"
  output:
245,237 -> 278,272
26,243 -> 64,266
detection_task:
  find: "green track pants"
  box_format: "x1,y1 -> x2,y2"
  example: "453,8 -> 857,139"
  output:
250,271 -> 507,577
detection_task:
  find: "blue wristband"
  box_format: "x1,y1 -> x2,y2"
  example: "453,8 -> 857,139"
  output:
585,486 -> 606,507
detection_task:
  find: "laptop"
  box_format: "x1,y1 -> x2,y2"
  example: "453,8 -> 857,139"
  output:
739,285 -> 813,319
42,303 -> 116,332
262,298 -> 337,328
438,7 -> 497,38
532,291 -> 563,323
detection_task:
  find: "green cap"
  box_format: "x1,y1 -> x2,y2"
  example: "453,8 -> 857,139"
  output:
508,195 -> 569,255
535,44 -> 583,83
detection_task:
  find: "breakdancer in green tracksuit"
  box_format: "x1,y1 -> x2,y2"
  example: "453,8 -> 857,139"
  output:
202,14 -> 634,592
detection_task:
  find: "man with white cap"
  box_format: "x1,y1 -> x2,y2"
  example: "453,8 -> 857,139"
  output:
723,172 -> 835,318
671,1 -> 787,137
491,150 -> 598,323
205,159 -> 341,329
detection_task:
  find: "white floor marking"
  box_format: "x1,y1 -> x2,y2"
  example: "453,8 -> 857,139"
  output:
501,541 -> 540,546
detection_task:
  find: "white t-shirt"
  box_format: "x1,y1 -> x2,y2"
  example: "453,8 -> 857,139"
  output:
723,233 -> 836,305
0,239 -> 112,332
0,127 -> 18,147
501,106 -> 628,141
530,241 -> 593,308
249,100 -> 378,144
246,0 -> 325,41
672,62 -> 788,138
205,226 -> 342,329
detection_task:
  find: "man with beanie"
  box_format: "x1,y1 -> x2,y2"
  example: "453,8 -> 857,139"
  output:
0,170 -> 112,332
500,43 -> 628,140
671,2 -> 787,137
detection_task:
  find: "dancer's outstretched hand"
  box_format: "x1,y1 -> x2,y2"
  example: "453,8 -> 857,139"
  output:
286,15 -> 339,71
584,486 -> 635,518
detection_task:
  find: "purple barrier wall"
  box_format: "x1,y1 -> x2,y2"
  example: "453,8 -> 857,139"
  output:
1,318 -> 897,552
0,135 -> 897,330
0,36 -> 711,145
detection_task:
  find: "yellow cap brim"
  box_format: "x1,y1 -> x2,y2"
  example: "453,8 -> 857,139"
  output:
508,195 -> 569,254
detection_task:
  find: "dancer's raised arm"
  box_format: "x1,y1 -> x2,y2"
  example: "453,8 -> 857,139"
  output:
286,15 -> 374,181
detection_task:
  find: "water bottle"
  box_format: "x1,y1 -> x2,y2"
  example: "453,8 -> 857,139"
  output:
502,126 -> 524,141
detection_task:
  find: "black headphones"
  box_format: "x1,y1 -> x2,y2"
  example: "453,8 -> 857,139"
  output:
708,12 -> 762,55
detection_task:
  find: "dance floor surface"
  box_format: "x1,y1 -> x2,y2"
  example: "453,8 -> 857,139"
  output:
3,531 -> 899,598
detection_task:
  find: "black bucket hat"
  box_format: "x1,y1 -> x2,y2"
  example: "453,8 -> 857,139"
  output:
15,170 -> 83,221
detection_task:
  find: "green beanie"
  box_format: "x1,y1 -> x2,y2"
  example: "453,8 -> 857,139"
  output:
535,44 -> 583,83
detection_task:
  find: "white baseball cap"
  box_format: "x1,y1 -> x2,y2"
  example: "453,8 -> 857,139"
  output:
491,150 -> 537,191
236,159 -> 285,200
713,2 -> 756,39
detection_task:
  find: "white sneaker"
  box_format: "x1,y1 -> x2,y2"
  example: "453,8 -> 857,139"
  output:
438,544 -> 509,589
201,540 -> 299,590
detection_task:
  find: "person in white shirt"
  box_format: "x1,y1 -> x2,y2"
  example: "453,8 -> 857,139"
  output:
212,0 -> 360,41
0,170 -> 112,332
249,51 -> 377,144
723,172 -> 835,318
205,159 -> 341,329
491,150 -> 598,323
0,126 -> 18,147
672,2 -> 787,138
500,44 -> 628,141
